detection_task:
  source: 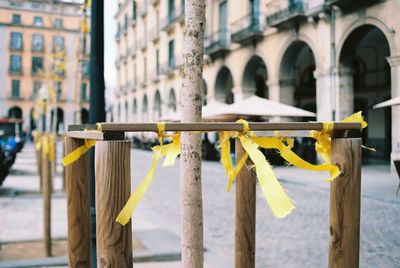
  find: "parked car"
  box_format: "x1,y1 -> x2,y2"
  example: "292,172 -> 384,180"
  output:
0,118 -> 24,185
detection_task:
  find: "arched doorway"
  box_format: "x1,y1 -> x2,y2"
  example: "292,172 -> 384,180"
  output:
142,94 -> 148,122
215,66 -> 234,104
8,106 -> 22,119
50,108 -> 64,134
132,98 -> 137,122
202,79 -> 207,105
168,88 -> 177,114
81,108 -> 89,124
279,41 -> 316,115
242,55 -> 268,98
339,25 -> 391,163
153,90 -> 162,120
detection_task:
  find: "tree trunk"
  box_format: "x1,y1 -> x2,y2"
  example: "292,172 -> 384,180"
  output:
180,1 -> 206,267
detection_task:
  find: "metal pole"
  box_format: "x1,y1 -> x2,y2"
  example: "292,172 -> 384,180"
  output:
89,0 -> 106,266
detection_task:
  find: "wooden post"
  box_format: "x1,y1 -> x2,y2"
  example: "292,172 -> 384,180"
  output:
42,140 -> 52,257
235,139 -> 256,268
329,137 -> 362,268
95,141 -> 132,267
64,136 -> 91,267
62,135 -> 66,192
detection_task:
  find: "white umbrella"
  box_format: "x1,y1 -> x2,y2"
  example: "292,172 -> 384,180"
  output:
203,95 -> 316,119
159,100 -> 229,121
373,97 -> 400,109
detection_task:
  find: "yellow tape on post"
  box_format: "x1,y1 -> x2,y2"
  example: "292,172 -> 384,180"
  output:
62,139 -> 96,166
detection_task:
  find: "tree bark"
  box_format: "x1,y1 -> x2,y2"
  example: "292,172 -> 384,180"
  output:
180,1 -> 206,267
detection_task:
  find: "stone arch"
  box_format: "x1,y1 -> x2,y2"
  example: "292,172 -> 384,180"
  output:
242,55 -> 268,98
202,79 -> 207,105
153,90 -> 162,120
142,94 -> 148,122
81,108 -> 89,124
50,107 -> 64,133
168,88 -> 177,113
215,66 -> 234,104
338,24 -> 391,162
8,106 -> 23,119
279,40 -> 317,114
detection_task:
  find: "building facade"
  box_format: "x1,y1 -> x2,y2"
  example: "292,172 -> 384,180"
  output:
114,0 -> 400,165
0,0 -> 90,135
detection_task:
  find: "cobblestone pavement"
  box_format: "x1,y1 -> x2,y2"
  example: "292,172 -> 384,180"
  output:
131,148 -> 400,268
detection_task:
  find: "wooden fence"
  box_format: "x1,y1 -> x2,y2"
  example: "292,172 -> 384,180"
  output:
64,121 -> 362,268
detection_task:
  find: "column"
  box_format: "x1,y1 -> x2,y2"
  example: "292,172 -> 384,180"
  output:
337,68 -> 354,120
387,55 -> 400,170
315,69 -> 333,121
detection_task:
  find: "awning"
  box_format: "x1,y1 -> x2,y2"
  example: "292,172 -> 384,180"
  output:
203,95 -> 316,120
373,97 -> 400,109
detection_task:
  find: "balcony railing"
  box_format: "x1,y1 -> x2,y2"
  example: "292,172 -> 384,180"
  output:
149,68 -> 161,83
137,39 -> 147,51
161,5 -> 185,31
204,30 -> 230,58
231,12 -> 265,44
138,1 -> 147,17
266,0 -> 306,28
151,0 -> 160,6
149,25 -> 160,42
130,16 -> 137,27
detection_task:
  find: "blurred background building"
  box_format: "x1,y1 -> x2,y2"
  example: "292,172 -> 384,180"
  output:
115,0 -> 400,165
0,0 -> 90,136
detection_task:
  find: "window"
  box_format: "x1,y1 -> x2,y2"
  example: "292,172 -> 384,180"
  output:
168,0 -> 175,22
53,36 -> 64,51
11,80 -> 20,98
143,56 -> 147,81
12,14 -> 21,24
156,49 -> 159,75
82,60 -> 89,76
168,39 -> 174,67
81,83 -> 87,101
33,81 -> 41,99
32,34 -> 44,51
33,16 -> 43,27
10,32 -> 23,50
132,1 -> 137,20
56,82 -> 62,100
53,18 -> 63,29
10,55 -> 22,73
124,14 -> 128,30
32,57 -> 44,74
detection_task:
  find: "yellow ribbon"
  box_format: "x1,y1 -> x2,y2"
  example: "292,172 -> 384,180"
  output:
62,139 -> 96,166
116,123 -> 181,225
311,111 -> 369,163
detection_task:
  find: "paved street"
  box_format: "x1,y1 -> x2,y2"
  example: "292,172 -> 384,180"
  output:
1,143 -> 399,267
131,148 -> 400,268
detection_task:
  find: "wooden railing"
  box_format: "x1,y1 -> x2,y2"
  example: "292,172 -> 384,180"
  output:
64,121 -> 362,267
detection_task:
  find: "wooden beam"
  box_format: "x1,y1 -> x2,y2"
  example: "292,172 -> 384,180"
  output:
66,131 -> 125,140
68,122 -> 362,133
329,137 -> 362,268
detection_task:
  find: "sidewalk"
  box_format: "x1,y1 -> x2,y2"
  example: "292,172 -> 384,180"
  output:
0,143 -> 182,267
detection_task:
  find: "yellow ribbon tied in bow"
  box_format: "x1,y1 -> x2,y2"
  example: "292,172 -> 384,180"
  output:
116,122 -> 181,225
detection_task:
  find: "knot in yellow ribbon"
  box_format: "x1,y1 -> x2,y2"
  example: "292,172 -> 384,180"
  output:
62,139 -> 96,166
116,128 -> 181,225
157,122 -> 166,145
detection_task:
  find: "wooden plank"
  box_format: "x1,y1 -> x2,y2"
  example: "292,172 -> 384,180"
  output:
95,141 -> 133,267
329,138 -> 362,268
67,122 -> 362,133
235,139 -> 256,268
64,137 -> 91,267
66,131 -> 125,140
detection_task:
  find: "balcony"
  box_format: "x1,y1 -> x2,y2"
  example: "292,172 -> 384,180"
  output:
149,68 -> 161,83
130,16 -> 137,27
161,5 -> 184,32
160,56 -> 181,76
148,25 -> 160,43
138,2 -> 147,17
204,30 -> 230,59
137,39 -> 147,51
151,0 -> 159,5
266,0 -> 306,28
115,31 -> 121,42
231,13 -> 265,45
